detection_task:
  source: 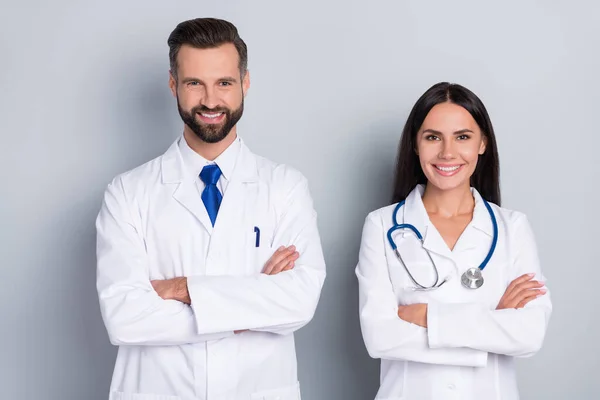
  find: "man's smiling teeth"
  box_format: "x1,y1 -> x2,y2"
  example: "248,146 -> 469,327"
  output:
435,165 -> 460,172
201,112 -> 223,118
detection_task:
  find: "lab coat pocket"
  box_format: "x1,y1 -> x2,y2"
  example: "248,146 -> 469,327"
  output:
251,243 -> 275,275
247,224 -> 275,274
388,257 -> 443,305
109,392 -> 181,400
250,381 -> 301,400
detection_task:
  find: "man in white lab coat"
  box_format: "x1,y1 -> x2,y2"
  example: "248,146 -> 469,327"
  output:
96,17 -> 326,400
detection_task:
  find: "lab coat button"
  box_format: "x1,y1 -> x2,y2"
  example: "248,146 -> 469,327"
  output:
447,384 -> 456,390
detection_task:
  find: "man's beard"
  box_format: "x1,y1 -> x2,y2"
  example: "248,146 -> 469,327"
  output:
177,97 -> 244,144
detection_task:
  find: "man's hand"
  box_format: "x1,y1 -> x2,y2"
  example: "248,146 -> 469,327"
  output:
262,245 -> 299,275
397,304 -> 428,328
151,277 -> 190,305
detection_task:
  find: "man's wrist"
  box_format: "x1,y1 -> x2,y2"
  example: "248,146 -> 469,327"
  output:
175,277 -> 190,304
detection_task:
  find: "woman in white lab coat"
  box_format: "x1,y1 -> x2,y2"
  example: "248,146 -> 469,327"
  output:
356,82 -> 552,400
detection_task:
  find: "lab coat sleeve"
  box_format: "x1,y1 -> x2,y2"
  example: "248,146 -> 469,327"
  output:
96,178 -> 234,346
187,173 -> 326,336
427,214 -> 552,357
356,212 -> 488,366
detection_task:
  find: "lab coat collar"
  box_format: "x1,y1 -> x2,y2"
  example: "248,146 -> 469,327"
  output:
401,185 -> 494,257
402,185 -> 449,258
160,135 -> 259,234
401,184 -> 430,241
230,138 -> 260,183
471,188 -> 495,238
177,135 -> 241,183
161,136 -> 258,184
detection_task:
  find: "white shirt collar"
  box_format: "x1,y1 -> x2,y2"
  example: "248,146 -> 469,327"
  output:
178,135 -> 241,182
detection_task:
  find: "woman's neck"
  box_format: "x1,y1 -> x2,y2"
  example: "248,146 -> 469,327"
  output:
421,183 -> 475,218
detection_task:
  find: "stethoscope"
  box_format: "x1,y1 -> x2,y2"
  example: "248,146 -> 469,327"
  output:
387,198 -> 498,290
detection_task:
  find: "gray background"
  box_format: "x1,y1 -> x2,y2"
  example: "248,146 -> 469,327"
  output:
1,0 -> 598,399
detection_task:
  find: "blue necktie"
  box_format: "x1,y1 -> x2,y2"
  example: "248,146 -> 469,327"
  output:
199,164 -> 223,226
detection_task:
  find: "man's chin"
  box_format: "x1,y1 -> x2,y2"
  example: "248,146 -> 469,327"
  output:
202,134 -> 228,144
188,127 -> 229,144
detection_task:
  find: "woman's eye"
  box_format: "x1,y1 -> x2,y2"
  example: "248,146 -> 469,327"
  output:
457,134 -> 470,140
425,135 -> 440,141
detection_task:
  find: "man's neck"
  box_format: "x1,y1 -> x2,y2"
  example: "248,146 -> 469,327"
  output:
183,127 -> 237,161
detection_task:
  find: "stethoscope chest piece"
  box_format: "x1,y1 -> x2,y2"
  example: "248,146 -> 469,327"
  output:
461,267 -> 484,289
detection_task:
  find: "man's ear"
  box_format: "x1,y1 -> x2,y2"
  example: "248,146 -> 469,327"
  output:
242,70 -> 250,97
169,71 -> 177,98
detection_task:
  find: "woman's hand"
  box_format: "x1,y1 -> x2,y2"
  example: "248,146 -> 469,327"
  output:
496,273 -> 546,310
397,304 -> 428,327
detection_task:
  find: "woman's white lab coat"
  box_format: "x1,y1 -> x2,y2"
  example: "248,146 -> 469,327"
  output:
356,185 -> 552,400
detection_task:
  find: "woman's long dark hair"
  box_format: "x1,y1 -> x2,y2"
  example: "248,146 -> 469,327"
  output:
391,82 -> 501,205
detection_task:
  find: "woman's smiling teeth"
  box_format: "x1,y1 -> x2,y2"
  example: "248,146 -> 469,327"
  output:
432,164 -> 464,176
435,165 -> 461,172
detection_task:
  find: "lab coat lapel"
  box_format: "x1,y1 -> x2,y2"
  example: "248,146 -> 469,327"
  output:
209,140 -> 259,249
173,180 -> 214,234
452,189 -> 495,253
402,185 -> 453,259
422,229 -> 453,259
451,226 -> 479,252
161,138 -> 214,234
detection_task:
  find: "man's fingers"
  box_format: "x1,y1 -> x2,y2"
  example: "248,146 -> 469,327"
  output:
397,305 -> 407,319
271,246 -> 296,265
267,252 -> 299,275
261,246 -> 283,274
281,261 -> 296,272
262,246 -> 295,274
263,246 -> 298,274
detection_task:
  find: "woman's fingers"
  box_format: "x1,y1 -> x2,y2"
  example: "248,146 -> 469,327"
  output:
504,273 -> 535,298
506,279 -> 544,303
515,289 -> 547,309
